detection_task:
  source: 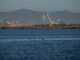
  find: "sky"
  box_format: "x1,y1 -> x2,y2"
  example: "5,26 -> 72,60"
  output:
0,0 -> 80,12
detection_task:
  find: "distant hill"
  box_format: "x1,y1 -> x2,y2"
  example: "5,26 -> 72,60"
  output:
50,11 -> 80,24
0,9 -> 80,26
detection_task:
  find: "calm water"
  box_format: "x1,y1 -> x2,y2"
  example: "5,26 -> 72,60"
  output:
0,29 -> 80,60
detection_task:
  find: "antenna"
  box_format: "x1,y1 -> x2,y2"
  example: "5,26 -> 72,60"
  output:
47,13 -> 55,25
41,13 -> 61,25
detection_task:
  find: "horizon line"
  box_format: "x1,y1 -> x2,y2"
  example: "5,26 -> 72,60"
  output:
0,9 -> 80,13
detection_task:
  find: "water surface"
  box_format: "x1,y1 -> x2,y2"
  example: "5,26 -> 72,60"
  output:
0,29 -> 80,60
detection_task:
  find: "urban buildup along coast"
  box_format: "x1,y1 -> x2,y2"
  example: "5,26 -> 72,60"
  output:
0,10 -> 80,29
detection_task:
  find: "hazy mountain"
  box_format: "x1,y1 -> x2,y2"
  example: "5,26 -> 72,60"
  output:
0,9 -> 80,26
50,11 -> 80,24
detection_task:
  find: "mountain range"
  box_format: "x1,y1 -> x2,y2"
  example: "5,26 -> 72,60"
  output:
0,9 -> 80,26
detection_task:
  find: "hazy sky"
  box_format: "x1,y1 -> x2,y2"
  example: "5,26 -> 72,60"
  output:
0,0 -> 80,12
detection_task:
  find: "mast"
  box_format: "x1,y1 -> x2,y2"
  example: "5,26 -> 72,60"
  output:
47,13 -> 55,25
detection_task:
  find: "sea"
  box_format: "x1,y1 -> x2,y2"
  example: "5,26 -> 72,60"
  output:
0,29 -> 80,60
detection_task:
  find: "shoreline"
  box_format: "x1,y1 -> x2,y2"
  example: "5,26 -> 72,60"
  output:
0,25 -> 80,29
